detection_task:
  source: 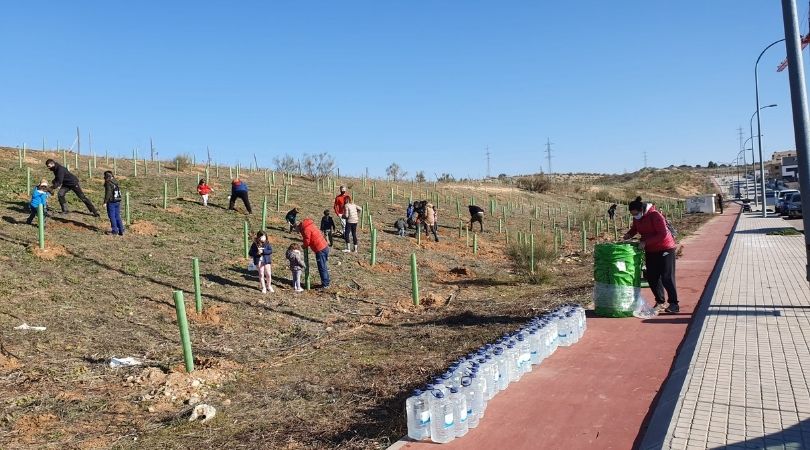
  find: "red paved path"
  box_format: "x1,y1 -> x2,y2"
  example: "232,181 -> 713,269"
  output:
394,207 -> 739,450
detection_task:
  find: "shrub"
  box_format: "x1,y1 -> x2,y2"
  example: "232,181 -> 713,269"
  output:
506,233 -> 555,284
516,175 -> 553,193
174,154 -> 193,171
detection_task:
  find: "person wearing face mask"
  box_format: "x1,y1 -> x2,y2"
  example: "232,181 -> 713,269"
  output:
248,231 -> 274,294
622,196 -> 679,313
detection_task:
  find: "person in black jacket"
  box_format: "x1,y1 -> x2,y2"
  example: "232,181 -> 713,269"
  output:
46,159 -> 99,216
608,204 -> 617,221
320,209 -> 336,246
102,171 -> 124,235
285,207 -> 300,232
469,204 -> 485,232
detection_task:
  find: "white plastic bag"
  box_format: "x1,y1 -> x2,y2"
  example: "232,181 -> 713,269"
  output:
632,294 -> 657,319
14,323 -> 46,331
109,356 -> 143,368
247,261 -> 256,272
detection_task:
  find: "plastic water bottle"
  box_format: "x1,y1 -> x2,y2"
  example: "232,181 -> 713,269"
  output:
432,378 -> 449,396
429,390 -> 455,443
494,347 -> 510,391
528,328 -> 541,365
406,389 -> 431,440
484,354 -> 499,399
469,370 -> 487,419
475,358 -> 491,401
567,312 -> 579,344
516,334 -> 532,374
504,342 -> 518,382
461,377 -> 479,429
576,304 -> 587,338
449,387 -> 468,437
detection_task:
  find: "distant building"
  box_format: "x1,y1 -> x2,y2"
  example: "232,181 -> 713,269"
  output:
782,156 -> 799,180
766,150 -> 798,179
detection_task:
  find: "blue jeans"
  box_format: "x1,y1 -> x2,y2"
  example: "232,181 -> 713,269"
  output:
315,247 -> 330,288
107,202 -> 124,235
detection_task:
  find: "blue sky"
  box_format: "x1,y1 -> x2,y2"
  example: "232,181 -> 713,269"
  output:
1,1 -> 808,178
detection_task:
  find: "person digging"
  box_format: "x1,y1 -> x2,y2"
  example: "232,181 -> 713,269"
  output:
45,159 -> 100,217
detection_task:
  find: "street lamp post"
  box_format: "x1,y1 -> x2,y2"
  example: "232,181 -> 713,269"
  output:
779,0 -> 810,281
755,40 -> 785,217
749,105 -> 777,207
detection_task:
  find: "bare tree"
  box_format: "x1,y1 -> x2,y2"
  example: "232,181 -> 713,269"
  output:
273,154 -> 299,173
386,162 -> 407,181
314,152 -> 336,177
415,171 -> 426,182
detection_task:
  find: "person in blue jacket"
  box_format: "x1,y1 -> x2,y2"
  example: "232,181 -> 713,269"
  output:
26,180 -> 51,225
228,179 -> 252,214
248,231 -> 274,294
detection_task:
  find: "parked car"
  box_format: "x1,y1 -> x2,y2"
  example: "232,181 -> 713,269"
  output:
786,193 -> 802,219
776,189 -> 800,213
782,192 -> 800,217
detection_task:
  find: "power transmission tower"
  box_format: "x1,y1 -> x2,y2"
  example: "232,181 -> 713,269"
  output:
545,138 -> 554,174
486,146 -> 491,178
643,151 -> 648,169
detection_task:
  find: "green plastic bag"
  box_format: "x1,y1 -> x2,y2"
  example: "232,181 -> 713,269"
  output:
593,243 -> 643,287
593,243 -> 644,317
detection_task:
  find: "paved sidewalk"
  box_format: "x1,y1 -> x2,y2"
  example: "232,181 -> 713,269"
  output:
641,211 -> 810,449
393,208 -> 738,450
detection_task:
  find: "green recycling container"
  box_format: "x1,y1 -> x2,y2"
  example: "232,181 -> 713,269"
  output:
593,243 -> 644,317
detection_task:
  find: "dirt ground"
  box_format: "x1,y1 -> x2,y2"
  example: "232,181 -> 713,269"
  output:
0,147 -> 713,449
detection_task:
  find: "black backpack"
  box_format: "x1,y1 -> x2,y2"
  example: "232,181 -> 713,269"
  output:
110,181 -> 122,202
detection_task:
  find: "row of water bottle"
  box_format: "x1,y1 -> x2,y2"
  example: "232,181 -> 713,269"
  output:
405,303 -> 586,444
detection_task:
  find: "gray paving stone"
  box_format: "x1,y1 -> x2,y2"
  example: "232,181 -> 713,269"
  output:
652,198 -> 810,449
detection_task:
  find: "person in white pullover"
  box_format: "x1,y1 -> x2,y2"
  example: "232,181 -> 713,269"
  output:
342,200 -> 362,253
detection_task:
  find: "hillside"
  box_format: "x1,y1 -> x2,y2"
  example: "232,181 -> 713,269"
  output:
0,146 -> 712,449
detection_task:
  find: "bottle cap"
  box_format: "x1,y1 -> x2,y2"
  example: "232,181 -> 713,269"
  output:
433,390 -> 445,399
413,389 -> 423,396
450,387 -> 459,394
461,377 -> 472,387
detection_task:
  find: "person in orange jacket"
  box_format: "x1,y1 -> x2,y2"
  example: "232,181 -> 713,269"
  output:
298,218 -> 330,288
333,185 -> 350,234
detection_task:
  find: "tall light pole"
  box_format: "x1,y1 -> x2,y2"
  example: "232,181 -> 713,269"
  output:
741,135 -> 761,199
779,0 -> 810,281
749,105 -> 777,206
755,41 -> 785,216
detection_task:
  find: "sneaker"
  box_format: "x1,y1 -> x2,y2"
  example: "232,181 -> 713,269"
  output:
295,287 -> 304,292
261,288 -> 267,294
665,304 -> 680,313
268,287 -> 275,293
342,248 -> 351,253
654,303 -> 667,314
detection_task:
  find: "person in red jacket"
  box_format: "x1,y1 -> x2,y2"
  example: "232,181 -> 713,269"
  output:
298,217 -> 330,288
333,186 -> 350,235
623,196 -> 679,313
197,179 -> 213,206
